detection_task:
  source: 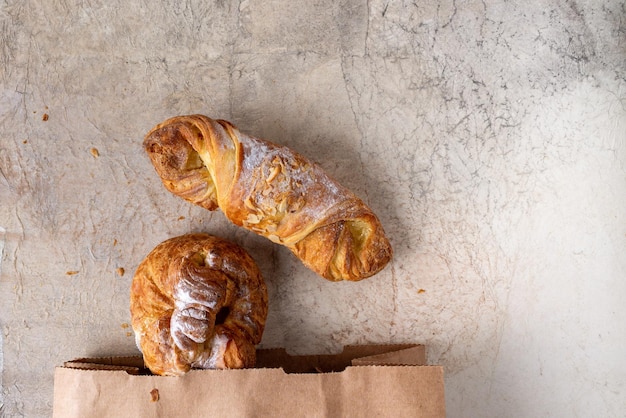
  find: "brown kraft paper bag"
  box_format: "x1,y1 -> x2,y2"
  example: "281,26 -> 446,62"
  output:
53,345 -> 445,417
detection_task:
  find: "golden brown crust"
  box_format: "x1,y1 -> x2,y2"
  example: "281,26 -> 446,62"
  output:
130,233 -> 268,376
143,115 -> 392,281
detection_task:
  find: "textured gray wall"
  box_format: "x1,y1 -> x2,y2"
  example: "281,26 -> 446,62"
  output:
1,0 -> 625,416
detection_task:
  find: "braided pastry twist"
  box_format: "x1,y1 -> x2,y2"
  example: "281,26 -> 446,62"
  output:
130,233 -> 268,376
143,115 -> 392,281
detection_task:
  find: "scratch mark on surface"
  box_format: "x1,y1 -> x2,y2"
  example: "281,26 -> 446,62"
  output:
440,0 -> 458,29
0,163 -> 9,188
0,226 -> 5,277
389,264 -> 398,337
339,57 -> 367,185
364,0 -> 371,56
382,2 -> 389,17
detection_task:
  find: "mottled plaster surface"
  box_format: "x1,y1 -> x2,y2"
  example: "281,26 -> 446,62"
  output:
1,0 -> 625,416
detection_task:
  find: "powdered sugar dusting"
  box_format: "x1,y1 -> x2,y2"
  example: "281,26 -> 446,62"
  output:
134,331 -> 143,353
172,269 -> 219,311
192,332 -> 230,369
237,133 -> 350,241
242,135 -> 273,173
204,249 -> 249,283
205,250 -> 220,269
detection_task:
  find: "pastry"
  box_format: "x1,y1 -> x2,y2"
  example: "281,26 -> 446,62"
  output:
143,115 -> 392,281
130,233 -> 268,376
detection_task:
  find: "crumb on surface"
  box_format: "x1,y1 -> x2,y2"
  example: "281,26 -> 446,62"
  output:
150,388 -> 159,402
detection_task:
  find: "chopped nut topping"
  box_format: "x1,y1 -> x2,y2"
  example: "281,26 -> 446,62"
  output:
266,164 -> 281,183
244,195 -> 256,210
267,234 -> 282,243
246,213 -> 261,224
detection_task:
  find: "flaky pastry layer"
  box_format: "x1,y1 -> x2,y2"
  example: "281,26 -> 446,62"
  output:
130,233 -> 268,376
144,115 -> 392,281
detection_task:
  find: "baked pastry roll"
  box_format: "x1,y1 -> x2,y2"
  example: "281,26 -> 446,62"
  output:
130,233 -> 268,376
143,115 -> 392,281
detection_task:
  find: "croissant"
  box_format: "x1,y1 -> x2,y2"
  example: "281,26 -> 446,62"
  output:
143,115 -> 392,281
130,233 -> 268,376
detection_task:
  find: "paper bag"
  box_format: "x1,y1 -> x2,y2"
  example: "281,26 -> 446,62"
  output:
53,345 -> 445,417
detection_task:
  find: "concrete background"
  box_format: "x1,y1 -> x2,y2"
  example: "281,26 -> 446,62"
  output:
1,0 -> 625,416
